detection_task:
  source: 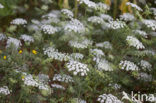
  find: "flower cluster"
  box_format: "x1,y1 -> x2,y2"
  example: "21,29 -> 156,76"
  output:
100,14 -> 113,21
41,25 -> 58,34
119,60 -> 139,71
139,60 -> 152,71
51,84 -> 65,90
133,30 -> 148,38
78,0 -> 97,9
138,72 -> 152,82
64,19 -> 85,33
107,20 -> 126,29
66,61 -> 89,76
70,53 -> 84,60
88,16 -> 104,24
126,36 -> 145,49
109,83 -> 121,90
0,33 -> 6,41
61,9 -> 74,18
6,37 -> 22,49
38,74 -> 50,83
96,41 -> 113,49
126,2 -> 143,11
0,86 -> 11,95
97,94 -> 123,103
96,2 -> 110,11
142,19 -> 156,31
96,59 -> 113,71
10,18 -> 27,25
120,13 -> 135,21
20,34 -> 34,43
0,3 -> 4,9
69,39 -> 92,49
90,48 -> 105,57
53,74 -> 74,83
43,46 -> 70,61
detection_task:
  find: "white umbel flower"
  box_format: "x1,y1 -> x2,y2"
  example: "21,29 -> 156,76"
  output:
96,59 -> 113,71
138,72 -> 152,82
0,33 -> 7,41
96,2 -> 110,11
61,9 -> 74,18
90,49 -> 105,57
6,37 -> 22,49
53,74 -> 74,83
20,34 -> 34,43
0,3 -> 4,9
139,60 -> 152,71
107,20 -> 126,29
119,60 -> 139,71
51,84 -> 65,90
109,83 -> 121,90
126,36 -> 145,49
142,19 -> 156,31
64,19 -> 85,33
126,2 -> 143,11
70,53 -> 84,60
66,61 -> 89,76
96,41 -> 113,49
38,74 -> 49,83
11,18 -> 27,25
100,14 -> 113,21
133,30 -> 148,38
97,94 -> 123,103
78,0 -> 97,9
41,25 -> 58,34
120,13 -> 135,21
88,16 -> 104,24
69,39 -> 92,49
0,86 -> 11,95
43,47 -> 70,61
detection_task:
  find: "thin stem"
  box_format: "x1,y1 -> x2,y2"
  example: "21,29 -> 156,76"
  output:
74,0 -> 78,18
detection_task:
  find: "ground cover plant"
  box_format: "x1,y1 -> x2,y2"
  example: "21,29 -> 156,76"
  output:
0,0 -> 156,103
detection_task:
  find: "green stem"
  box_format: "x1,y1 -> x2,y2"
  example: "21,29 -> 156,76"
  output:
113,0 -> 117,19
74,0 -> 78,18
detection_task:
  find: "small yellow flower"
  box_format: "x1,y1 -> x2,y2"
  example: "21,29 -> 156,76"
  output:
3,56 -> 6,60
21,75 -> 25,80
32,50 -> 37,55
19,50 -> 23,54
0,50 -> 2,54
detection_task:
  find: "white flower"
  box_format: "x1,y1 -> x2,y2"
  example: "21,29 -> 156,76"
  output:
43,47 -> 70,61
120,13 -> 135,21
38,74 -> 49,83
0,3 -> 4,9
139,60 -> 152,71
107,20 -> 126,29
0,86 -> 11,95
119,60 -> 139,71
126,36 -> 145,49
42,12 -> 58,19
61,9 -> 74,18
150,8 -> 156,16
100,14 -> 113,21
88,16 -> 104,24
64,19 -> 85,33
126,2 -> 143,11
138,72 -> 152,82
143,50 -> 155,56
41,25 -> 58,34
0,33 -> 7,41
142,19 -> 156,31
133,30 -> 148,38
11,18 -> 27,25
20,34 -> 34,43
109,83 -> 121,90
90,49 -> 105,57
96,59 -> 113,71
70,53 -> 84,60
66,61 -> 89,76
78,0 -> 97,9
53,74 -> 74,83
96,2 -> 110,11
97,94 -> 123,103
51,84 -> 65,90
6,37 -> 22,49
96,41 -> 113,49
69,39 -> 92,49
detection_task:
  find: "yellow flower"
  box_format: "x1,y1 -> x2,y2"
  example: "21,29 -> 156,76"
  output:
3,56 -> 6,60
32,50 -> 37,55
21,75 -> 25,80
0,50 -> 2,54
19,50 -> 23,54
